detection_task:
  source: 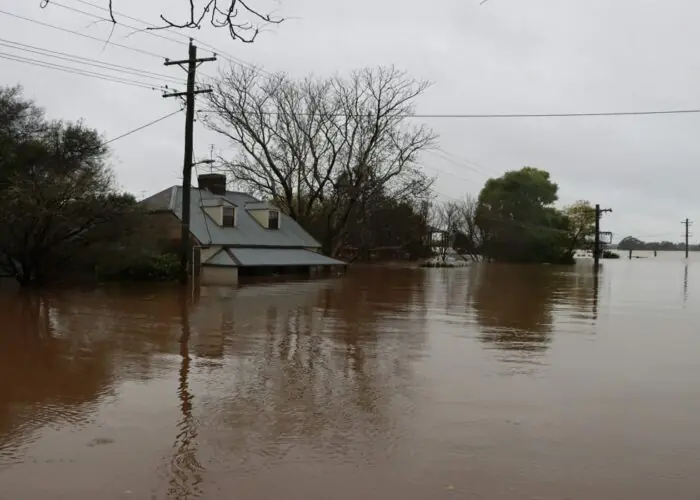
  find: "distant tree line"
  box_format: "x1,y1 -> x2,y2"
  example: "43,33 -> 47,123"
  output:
616,236 -> 700,252
2,63 -> 602,286
430,168 -> 597,265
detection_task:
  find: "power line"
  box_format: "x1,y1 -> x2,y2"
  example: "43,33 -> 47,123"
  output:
407,109 -> 700,119
0,8 -> 165,59
50,0 -> 192,46
104,109 -> 183,144
0,52 -> 158,90
427,150 -> 493,180
0,38 -> 185,85
21,4 -> 700,121
198,107 -> 700,120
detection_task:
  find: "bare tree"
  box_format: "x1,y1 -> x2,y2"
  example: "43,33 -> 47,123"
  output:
453,195 -> 484,261
432,200 -> 460,263
40,0 -> 283,42
432,196 -> 484,263
204,65 -> 436,256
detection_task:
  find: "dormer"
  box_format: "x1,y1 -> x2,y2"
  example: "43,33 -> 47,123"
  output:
198,173 -> 236,227
201,199 -> 237,227
247,204 -> 281,229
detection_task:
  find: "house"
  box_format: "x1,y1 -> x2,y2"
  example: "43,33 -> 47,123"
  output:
140,173 -> 345,285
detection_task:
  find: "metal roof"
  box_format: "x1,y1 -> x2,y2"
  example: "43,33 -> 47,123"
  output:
143,186 -> 322,249
230,248 -> 345,267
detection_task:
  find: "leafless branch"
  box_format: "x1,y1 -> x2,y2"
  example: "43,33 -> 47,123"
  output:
148,0 -> 284,43
204,65 -> 435,255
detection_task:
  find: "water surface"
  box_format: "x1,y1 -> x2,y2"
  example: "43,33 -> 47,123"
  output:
1,259 -> 699,499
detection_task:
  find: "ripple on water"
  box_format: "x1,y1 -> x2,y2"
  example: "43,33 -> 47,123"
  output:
2,263 -> 700,499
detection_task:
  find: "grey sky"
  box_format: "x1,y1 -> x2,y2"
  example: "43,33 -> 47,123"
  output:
1,0 -> 698,242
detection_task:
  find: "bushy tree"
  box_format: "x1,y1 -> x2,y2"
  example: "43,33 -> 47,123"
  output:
0,86 -> 138,286
476,167 -> 571,264
565,200 -> 596,254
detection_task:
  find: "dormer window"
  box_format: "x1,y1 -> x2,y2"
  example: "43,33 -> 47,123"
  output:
268,210 -> 279,229
222,206 -> 235,227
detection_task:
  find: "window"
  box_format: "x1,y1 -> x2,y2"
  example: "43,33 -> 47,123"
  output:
222,206 -> 235,227
268,210 -> 279,229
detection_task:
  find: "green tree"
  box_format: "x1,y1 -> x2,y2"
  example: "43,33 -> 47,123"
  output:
617,236 -> 645,250
0,86 -> 138,286
565,200 -> 596,253
476,167 -> 571,264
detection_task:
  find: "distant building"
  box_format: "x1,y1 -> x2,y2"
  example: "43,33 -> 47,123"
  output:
425,226 -> 451,251
140,173 -> 345,285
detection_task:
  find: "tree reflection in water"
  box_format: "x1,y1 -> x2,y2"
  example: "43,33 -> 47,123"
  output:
469,263 -> 598,354
192,268 -> 428,471
0,293 -> 114,462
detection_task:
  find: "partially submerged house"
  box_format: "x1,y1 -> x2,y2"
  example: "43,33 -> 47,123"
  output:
141,173 -> 345,285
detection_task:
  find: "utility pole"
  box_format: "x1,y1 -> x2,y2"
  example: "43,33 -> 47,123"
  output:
682,218 -> 693,259
163,40 -> 216,284
593,204 -> 613,268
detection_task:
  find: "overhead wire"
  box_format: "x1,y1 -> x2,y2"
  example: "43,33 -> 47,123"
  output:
0,8 -> 165,59
8,6 -> 700,119
0,38 -> 185,86
0,51 -> 159,90
104,109 -> 183,144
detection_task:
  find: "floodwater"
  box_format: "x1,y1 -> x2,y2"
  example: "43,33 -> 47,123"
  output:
1,257 -> 700,499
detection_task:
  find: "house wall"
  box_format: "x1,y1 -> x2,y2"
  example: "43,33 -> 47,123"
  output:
248,209 -> 270,228
201,265 -> 238,286
203,206 -> 223,226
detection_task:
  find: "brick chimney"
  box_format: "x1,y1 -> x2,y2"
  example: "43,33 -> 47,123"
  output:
197,173 -> 227,196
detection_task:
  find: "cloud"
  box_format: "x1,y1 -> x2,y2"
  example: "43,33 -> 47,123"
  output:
1,0 -> 698,242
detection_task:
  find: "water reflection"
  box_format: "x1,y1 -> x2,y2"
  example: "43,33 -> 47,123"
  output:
593,269 -> 600,320
683,264 -> 689,304
196,269 -> 428,472
167,293 -> 203,499
8,264 -> 700,499
0,294 -> 114,463
469,263 -> 598,353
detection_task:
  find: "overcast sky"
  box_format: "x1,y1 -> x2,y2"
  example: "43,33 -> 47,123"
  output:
1,0 -> 699,242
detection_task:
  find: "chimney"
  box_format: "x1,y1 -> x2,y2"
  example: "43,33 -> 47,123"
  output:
197,173 -> 227,196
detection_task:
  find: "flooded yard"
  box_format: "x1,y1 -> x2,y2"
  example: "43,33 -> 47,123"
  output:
1,258 -> 700,499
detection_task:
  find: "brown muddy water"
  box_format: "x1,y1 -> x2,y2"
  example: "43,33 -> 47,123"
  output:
1,259 -> 700,499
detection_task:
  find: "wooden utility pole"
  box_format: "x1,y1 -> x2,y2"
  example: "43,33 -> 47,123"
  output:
163,40 -> 216,284
682,218 -> 692,259
593,204 -> 613,268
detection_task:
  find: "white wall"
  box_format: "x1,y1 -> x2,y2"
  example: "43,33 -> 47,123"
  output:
203,206 -> 223,226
